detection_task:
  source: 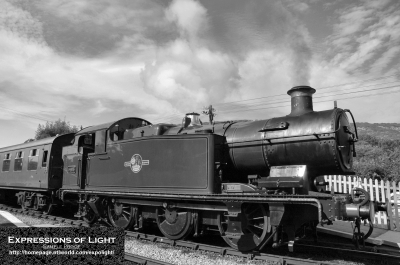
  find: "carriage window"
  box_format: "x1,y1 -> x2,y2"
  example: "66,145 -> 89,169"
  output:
2,153 -> 11,172
14,151 -> 24,171
28,149 -> 39,171
42,150 -> 48,168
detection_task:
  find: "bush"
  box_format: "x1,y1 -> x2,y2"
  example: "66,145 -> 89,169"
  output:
35,119 -> 79,140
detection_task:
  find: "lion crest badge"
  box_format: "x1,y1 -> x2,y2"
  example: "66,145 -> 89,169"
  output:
124,154 -> 149,173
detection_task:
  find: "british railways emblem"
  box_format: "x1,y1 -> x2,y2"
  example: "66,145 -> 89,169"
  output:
124,154 -> 149,173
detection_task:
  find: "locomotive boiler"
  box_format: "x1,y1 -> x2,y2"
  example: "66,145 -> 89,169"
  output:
0,85 -> 379,252
172,86 -> 357,194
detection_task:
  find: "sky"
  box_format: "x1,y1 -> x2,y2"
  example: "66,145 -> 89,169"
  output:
0,0 -> 400,147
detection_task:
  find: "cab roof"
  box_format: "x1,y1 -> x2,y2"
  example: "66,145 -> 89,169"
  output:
75,117 -> 152,136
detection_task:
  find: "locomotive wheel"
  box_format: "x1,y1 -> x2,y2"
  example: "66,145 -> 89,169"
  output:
156,207 -> 194,240
107,201 -> 136,229
33,196 -> 39,211
20,194 -> 28,210
83,203 -> 97,225
218,203 -> 271,252
35,196 -> 54,215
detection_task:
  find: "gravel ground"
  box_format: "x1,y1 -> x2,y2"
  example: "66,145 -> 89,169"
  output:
4,212 -> 393,265
10,212 -> 73,227
125,235 -> 268,265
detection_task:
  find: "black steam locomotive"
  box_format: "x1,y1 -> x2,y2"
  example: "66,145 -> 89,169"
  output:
0,86 -> 378,252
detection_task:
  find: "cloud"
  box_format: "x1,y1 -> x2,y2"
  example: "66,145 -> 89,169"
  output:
0,0 -> 45,44
165,0 -> 208,40
89,100 -> 108,115
140,0 -> 314,119
325,0 -> 400,75
140,0 -> 240,112
215,1 -> 313,85
0,0 -> 175,126
29,0 -> 176,57
284,0 -> 311,12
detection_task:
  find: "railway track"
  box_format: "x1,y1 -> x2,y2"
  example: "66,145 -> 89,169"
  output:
125,252 -> 173,265
1,204 -> 399,265
0,204 -> 170,265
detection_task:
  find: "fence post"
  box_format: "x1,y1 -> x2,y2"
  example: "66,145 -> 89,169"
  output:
338,175 -> 342,193
348,176 -> 352,193
381,180 -> 387,226
333,175 -> 337,192
374,179 -> 381,226
369,178 -> 374,201
343,176 -> 347,194
374,179 -> 380,202
386,180 -> 394,230
393,181 -> 399,231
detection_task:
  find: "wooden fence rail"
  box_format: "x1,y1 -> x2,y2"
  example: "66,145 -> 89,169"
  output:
324,176 -> 399,231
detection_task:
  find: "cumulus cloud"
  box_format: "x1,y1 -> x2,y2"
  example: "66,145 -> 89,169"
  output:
0,0 -> 174,126
3,0 -> 398,148
165,0 -> 208,40
325,0 -> 400,75
140,0 -> 240,112
140,0 -> 314,119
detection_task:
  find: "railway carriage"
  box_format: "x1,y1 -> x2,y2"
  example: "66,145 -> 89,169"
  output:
0,134 -> 74,212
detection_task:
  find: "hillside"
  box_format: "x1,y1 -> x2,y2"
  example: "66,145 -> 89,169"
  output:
352,122 -> 400,182
356,122 -> 400,140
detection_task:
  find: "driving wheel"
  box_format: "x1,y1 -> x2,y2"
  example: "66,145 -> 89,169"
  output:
218,203 -> 271,251
107,201 -> 136,229
156,207 -> 194,240
83,203 -> 97,224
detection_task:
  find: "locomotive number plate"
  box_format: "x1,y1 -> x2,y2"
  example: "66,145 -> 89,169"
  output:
226,184 -> 241,191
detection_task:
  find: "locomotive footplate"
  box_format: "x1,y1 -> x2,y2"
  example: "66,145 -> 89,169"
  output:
61,188 -> 327,222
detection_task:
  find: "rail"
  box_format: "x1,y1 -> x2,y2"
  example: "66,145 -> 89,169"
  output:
1,204 -> 400,264
125,252 -> 173,265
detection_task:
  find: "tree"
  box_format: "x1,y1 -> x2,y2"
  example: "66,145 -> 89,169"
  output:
35,119 -> 79,140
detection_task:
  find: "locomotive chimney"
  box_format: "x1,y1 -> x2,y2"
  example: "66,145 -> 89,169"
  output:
287,86 -> 316,116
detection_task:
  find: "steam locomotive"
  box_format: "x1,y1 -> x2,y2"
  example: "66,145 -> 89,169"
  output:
0,86 -> 379,252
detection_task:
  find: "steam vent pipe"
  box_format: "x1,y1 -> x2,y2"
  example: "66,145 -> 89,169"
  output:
287,86 -> 316,116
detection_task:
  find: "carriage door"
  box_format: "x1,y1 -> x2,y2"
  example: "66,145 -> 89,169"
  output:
77,134 -> 95,189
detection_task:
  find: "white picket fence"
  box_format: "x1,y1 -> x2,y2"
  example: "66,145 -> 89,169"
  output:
324,175 -> 400,231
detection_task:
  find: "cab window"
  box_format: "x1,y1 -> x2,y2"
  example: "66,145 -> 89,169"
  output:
78,134 -> 95,154
109,119 -> 151,141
